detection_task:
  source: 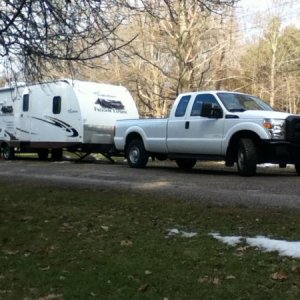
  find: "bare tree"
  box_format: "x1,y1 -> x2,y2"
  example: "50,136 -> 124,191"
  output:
0,0 -> 136,81
112,0 -> 239,116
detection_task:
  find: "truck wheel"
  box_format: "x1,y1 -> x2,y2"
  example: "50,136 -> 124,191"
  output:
237,138 -> 257,176
126,139 -> 148,168
1,144 -> 15,160
175,158 -> 197,170
295,164 -> 300,175
51,149 -> 63,161
37,149 -> 49,160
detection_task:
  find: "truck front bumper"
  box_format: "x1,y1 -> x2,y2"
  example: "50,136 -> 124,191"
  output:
261,140 -> 300,164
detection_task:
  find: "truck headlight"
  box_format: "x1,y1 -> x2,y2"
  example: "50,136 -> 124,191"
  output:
263,119 -> 285,140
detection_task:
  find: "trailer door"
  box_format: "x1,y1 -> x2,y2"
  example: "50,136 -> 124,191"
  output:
16,94 -> 31,141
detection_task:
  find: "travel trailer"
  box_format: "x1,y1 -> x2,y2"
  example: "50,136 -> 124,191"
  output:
0,79 -> 139,160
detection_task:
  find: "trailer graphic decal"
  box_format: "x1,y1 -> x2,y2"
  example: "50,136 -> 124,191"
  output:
4,130 -> 17,140
33,116 -> 79,137
1,106 -> 13,114
16,128 -> 37,135
95,98 -> 125,110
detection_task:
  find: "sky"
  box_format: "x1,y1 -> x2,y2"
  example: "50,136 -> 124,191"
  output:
1,0 -> 300,79
237,0 -> 300,37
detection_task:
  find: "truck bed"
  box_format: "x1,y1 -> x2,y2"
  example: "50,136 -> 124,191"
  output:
114,118 -> 169,153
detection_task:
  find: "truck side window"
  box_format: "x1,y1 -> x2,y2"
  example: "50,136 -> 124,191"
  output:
191,94 -> 219,116
23,94 -> 29,112
175,95 -> 191,117
53,96 -> 61,114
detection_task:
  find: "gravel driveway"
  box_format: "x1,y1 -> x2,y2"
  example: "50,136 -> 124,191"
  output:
1,158 -> 300,209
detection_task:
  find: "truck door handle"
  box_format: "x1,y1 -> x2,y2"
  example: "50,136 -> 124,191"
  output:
185,121 -> 190,129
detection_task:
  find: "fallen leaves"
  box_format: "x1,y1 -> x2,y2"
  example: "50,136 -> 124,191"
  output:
39,266 -> 50,271
198,275 -> 230,285
101,225 -> 109,232
37,294 -> 63,300
271,270 -> 289,281
120,240 -> 133,247
138,283 -> 149,292
291,265 -> 300,273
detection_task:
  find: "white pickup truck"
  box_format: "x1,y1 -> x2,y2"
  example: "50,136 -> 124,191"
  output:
114,91 -> 300,176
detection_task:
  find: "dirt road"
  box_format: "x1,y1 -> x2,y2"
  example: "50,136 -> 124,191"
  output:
1,158 -> 300,209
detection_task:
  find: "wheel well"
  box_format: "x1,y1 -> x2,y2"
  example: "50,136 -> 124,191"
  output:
125,132 -> 143,153
0,142 -> 11,151
226,131 -> 261,164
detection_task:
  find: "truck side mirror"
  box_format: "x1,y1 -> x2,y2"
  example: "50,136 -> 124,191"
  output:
201,102 -> 223,119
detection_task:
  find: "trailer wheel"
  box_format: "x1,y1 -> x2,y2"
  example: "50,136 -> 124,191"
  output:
51,149 -> 63,161
175,158 -> 197,170
295,164 -> 300,175
37,149 -> 49,160
1,144 -> 15,160
236,138 -> 257,176
126,139 -> 148,168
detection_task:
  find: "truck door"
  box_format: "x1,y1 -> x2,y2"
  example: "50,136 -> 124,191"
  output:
167,93 -> 224,155
186,93 -> 224,154
167,94 -> 192,153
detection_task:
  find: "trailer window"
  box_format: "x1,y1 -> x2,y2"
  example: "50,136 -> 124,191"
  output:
23,94 -> 29,112
53,96 -> 61,114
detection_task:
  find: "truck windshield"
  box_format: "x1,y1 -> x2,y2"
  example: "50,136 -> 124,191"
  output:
217,93 -> 273,112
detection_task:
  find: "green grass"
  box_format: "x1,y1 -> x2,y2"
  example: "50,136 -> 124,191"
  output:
0,182 -> 300,300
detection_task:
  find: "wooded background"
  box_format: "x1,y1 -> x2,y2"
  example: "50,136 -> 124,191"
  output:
1,0 -> 299,116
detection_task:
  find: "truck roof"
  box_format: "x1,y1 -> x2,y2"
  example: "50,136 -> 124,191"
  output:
0,79 -> 127,93
178,90 -> 250,97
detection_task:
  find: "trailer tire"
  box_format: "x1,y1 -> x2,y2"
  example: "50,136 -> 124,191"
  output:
51,149 -> 63,161
175,158 -> 197,170
1,144 -> 15,160
295,164 -> 300,175
38,149 -> 49,160
236,138 -> 257,176
126,139 -> 148,168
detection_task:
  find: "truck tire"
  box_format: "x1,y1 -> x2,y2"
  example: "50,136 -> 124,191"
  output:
237,138 -> 257,176
126,139 -> 148,168
1,144 -> 15,160
175,158 -> 197,170
37,149 -> 49,160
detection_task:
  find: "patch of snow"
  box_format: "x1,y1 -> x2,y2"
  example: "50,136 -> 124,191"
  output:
209,233 -> 242,246
246,236 -> 300,259
167,228 -> 180,236
210,233 -> 300,259
181,231 -> 198,238
167,228 -> 197,238
258,163 -> 293,168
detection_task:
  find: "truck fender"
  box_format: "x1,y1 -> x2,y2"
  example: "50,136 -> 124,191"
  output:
222,122 -> 270,155
124,126 -> 150,152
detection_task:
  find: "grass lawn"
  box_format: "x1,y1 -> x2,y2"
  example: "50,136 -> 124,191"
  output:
0,181 -> 300,300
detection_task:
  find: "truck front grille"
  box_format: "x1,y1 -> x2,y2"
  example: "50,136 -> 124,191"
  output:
286,116 -> 300,144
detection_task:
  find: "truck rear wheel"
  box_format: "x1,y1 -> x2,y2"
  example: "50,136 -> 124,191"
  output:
126,139 -> 148,168
237,138 -> 257,176
175,158 -> 197,170
1,144 -> 15,160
